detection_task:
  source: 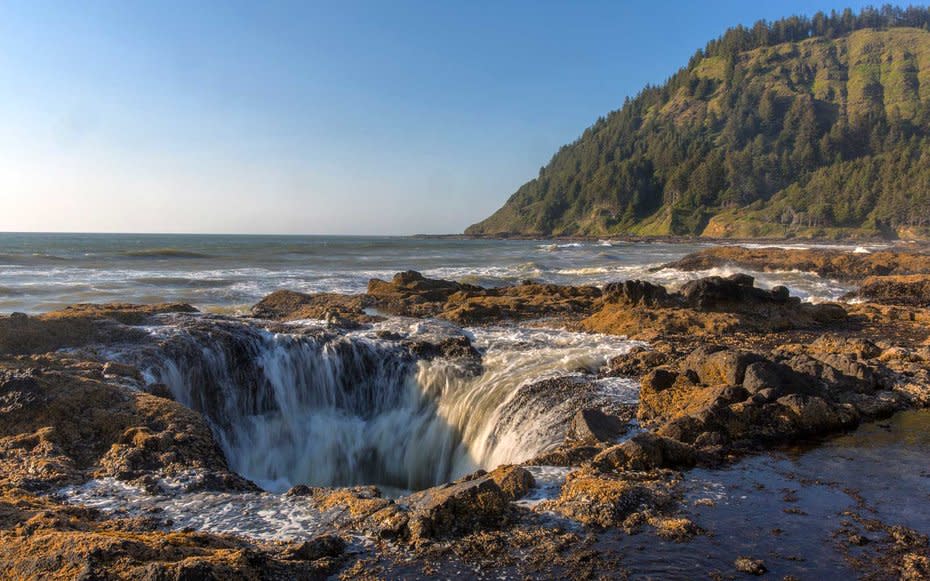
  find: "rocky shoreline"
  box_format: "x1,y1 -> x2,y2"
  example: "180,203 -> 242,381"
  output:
1,246 -> 929,579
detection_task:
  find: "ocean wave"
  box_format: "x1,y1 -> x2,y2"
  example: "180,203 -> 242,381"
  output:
0,252 -> 69,265
538,242 -> 586,251
738,242 -> 889,253
133,276 -> 233,288
123,248 -> 213,259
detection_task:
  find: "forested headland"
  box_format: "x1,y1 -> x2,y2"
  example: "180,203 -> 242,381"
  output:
467,6 -> 930,240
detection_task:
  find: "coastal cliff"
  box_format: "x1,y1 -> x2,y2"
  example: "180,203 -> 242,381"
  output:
468,7 -> 930,239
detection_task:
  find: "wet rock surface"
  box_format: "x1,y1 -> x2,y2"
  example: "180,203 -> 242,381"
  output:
853,273 -> 930,307
0,303 -> 196,354
567,408 -> 627,444
663,245 -> 930,281
0,248 -> 929,578
635,336 -> 929,451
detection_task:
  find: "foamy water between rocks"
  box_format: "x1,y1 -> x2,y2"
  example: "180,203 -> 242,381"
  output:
62,314 -> 642,539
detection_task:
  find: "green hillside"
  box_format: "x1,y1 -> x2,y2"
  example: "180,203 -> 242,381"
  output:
466,6 -> 930,239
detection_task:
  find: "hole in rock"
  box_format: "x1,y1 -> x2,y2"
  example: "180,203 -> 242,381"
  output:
130,316 -> 641,493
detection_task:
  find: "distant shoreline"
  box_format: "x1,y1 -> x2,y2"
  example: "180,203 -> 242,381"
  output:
412,233 -> 927,246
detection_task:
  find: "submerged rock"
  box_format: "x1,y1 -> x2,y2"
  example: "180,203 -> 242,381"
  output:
734,556 -> 767,575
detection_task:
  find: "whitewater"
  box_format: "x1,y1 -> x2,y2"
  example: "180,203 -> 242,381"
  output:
0,233 -> 883,313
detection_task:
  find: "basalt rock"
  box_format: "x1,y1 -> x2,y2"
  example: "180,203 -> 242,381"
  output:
592,433 -> 696,472
853,274 -> 930,307
0,488 -> 335,580
606,347 -> 670,377
543,467 -> 674,528
663,246 -> 930,281
0,304 -> 197,355
583,273 -> 846,339
488,465 -> 535,501
368,271 -> 481,317
567,408 -> 628,444
404,335 -> 482,365
402,472 -> 511,541
679,273 -> 791,311
281,534 -> 346,562
734,556 -> 767,575
525,444 -> 603,467
0,361 -> 243,490
638,341 -> 923,449
602,280 -> 672,307
250,289 -> 375,325
681,346 -> 762,386
438,282 -> 602,325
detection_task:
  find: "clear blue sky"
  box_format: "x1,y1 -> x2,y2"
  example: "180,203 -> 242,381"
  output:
0,0 -> 879,234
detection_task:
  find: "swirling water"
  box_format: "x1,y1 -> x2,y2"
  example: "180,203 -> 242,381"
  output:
118,314 -> 641,492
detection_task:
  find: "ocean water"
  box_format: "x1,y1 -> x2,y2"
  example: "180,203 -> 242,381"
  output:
0,233 -> 881,313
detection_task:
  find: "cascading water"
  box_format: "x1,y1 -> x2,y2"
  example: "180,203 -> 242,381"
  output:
126,314 -> 641,493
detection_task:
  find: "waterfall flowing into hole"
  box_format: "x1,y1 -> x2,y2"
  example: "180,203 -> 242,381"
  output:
130,315 -> 641,493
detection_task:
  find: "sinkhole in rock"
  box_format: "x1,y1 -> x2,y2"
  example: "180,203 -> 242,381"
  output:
132,317 -> 640,493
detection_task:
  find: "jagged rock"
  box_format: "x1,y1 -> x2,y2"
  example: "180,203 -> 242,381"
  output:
775,394 -> 859,434
102,362 -> 141,380
681,346 -> 762,386
679,273 -> 791,311
0,487 -> 329,580
488,465 -> 535,501
544,468 -> 666,527
854,274 -> 930,307
663,246 -> 930,281
402,473 -> 510,541
405,335 -> 482,365
639,370 -> 747,425
741,361 -> 785,395
607,348 -> 669,376
584,273 -> 846,339
281,535 -> 346,561
640,367 -> 679,393
526,444 -> 602,467
649,516 -> 702,541
567,409 -> 627,443
0,371 -> 44,414
0,304 -> 196,355
438,282 -> 602,325
635,342 -> 901,447
250,289 -> 374,324
367,271 -> 479,317
602,280 -> 671,306
0,366 -> 238,489
901,553 -> 930,581
809,335 -> 882,360
592,433 -> 696,472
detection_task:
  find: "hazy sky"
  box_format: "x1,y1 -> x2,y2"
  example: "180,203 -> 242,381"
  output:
0,0 -> 877,235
